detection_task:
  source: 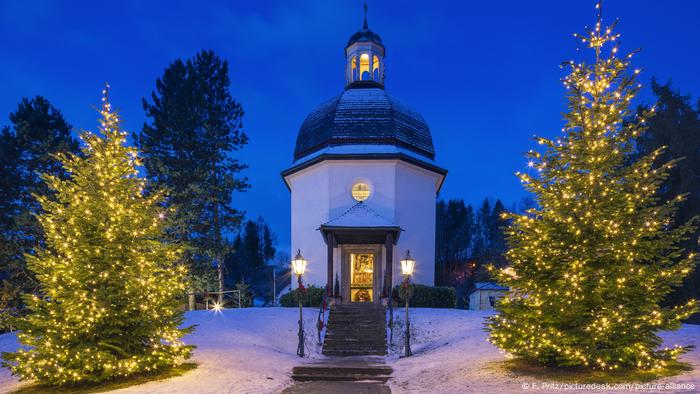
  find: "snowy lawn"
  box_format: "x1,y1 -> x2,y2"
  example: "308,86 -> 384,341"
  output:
0,308 -> 697,393
387,309 -> 700,393
0,308 -> 323,394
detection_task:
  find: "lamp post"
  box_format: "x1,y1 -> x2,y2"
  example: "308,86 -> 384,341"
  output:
400,250 -> 416,357
291,249 -> 307,357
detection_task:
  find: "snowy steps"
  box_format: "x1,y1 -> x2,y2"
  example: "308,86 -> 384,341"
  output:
286,357 -> 393,393
322,303 -> 388,357
282,380 -> 391,394
291,364 -> 392,382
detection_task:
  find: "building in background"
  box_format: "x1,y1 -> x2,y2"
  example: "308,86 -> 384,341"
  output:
469,282 -> 509,311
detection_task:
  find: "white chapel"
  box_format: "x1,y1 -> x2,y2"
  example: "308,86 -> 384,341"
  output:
282,13 -> 446,303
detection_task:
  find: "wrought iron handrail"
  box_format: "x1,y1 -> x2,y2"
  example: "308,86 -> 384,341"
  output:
317,286 -> 330,347
387,298 -> 394,346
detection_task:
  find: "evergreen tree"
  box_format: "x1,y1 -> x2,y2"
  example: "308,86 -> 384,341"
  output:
2,87 -> 192,385
242,220 -> 263,271
435,200 -> 449,283
223,218 -> 278,289
260,220 -> 277,264
636,80 -> 700,308
435,199 -> 474,285
472,199 -> 492,263
136,50 -> 249,299
0,97 -> 79,322
488,4 -> 698,370
224,234 -> 244,287
0,127 -> 21,271
488,200 -> 507,250
0,128 -> 22,326
486,200 -> 508,270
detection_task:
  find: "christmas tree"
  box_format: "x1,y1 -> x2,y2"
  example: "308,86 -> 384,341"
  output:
488,2 -> 698,371
2,85 -> 193,385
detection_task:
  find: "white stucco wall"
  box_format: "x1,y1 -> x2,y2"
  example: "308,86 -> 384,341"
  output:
288,164 -> 330,288
286,158 -> 442,289
394,162 -> 438,287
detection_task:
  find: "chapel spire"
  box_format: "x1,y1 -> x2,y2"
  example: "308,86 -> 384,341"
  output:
344,2 -> 386,88
363,2 -> 369,30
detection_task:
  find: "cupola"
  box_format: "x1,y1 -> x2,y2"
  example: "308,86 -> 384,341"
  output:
345,4 -> 385,88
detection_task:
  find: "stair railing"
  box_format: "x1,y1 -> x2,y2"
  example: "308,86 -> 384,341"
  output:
387,298 -> 394,347
316,286 -> 330,348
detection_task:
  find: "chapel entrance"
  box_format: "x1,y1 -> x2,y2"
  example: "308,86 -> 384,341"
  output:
318,208 -> 402,305
350,252 -> 375,302
342,246 -> 381,304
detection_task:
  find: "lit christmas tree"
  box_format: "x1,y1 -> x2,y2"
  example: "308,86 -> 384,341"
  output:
2,86 -> 193,385
488,2 -> 698,371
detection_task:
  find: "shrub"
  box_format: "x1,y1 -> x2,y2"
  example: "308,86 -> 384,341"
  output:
279,285 -> 326,307
392,284 -> 456,308
234,280 -> 253,307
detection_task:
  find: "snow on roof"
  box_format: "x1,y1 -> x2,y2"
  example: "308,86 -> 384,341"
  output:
321,201 -> 398,228
472,282 -> 509,292
294,87 -> 435,161
291,143 -> 440,168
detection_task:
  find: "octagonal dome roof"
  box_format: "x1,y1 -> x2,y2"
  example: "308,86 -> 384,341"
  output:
346,27 -> 383,49
293,85 -> 435,161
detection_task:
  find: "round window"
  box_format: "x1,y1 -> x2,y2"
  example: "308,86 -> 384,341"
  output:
351,182 -> 371,202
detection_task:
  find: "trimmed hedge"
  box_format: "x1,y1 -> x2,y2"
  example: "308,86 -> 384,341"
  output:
392,284 -> 456,308
279,285 -> 326,307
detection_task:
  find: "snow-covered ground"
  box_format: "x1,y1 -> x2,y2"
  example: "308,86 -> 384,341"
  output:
0,308 -> 697,393
387,309 -> 700,393
0,308 -> 322,394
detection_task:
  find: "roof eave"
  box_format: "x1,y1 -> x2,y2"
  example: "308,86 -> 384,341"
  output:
281,152 -> 448,192
319,225 -> 402,245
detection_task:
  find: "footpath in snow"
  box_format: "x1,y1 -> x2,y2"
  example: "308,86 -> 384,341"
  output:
0,308 -> 697,393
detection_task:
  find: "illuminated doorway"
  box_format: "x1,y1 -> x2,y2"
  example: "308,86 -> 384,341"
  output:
341,245 -> 381,304
350,253 -> 374,302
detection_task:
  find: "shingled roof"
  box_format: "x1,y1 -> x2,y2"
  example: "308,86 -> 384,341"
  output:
293,86 -> 435,161
346,27 -> 383,49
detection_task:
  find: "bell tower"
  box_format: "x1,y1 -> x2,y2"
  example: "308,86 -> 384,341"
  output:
345,3 -> 385,88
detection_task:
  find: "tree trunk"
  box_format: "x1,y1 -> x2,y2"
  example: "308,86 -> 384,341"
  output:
213,203 -> 224,304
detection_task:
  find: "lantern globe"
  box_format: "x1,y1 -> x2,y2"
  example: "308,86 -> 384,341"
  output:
291,249 -> 307,276
400,250 -> 416,277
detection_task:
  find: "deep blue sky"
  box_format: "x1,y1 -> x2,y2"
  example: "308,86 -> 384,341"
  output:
1,1 -> 699,251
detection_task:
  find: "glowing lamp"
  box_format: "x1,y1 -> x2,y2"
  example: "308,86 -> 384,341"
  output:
291,249 -> 307,277
400,250 -> 416,277
291,249 -> 308,358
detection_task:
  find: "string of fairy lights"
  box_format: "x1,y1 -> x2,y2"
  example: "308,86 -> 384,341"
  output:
4,85 -> 193,385
486,1 -> 698,371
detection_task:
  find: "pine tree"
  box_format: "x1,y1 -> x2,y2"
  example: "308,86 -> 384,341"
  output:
0,97 -> 80,321
2,86 -> 193,385
636,81 -> 700,308
435,199 -> 475,285
488,3 -> 698,371
242,220 -> 263,271
472,199 -> 492,264
136,50 -> 249,300
259,219 -> 277,264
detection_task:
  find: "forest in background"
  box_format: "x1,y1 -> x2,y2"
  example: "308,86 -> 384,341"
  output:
0,49 -> 698,317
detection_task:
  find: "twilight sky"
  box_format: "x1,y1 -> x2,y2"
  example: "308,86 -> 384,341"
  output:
1,0 -> 699,251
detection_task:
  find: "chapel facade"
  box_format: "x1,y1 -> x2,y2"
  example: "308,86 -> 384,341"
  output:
282,12 -> 446,303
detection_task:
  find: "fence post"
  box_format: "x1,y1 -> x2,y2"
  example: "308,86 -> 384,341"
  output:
188,293 -> 196,311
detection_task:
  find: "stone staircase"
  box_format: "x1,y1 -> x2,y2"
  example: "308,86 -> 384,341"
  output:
322,303 -> 387,357
291,361 -> 392,383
